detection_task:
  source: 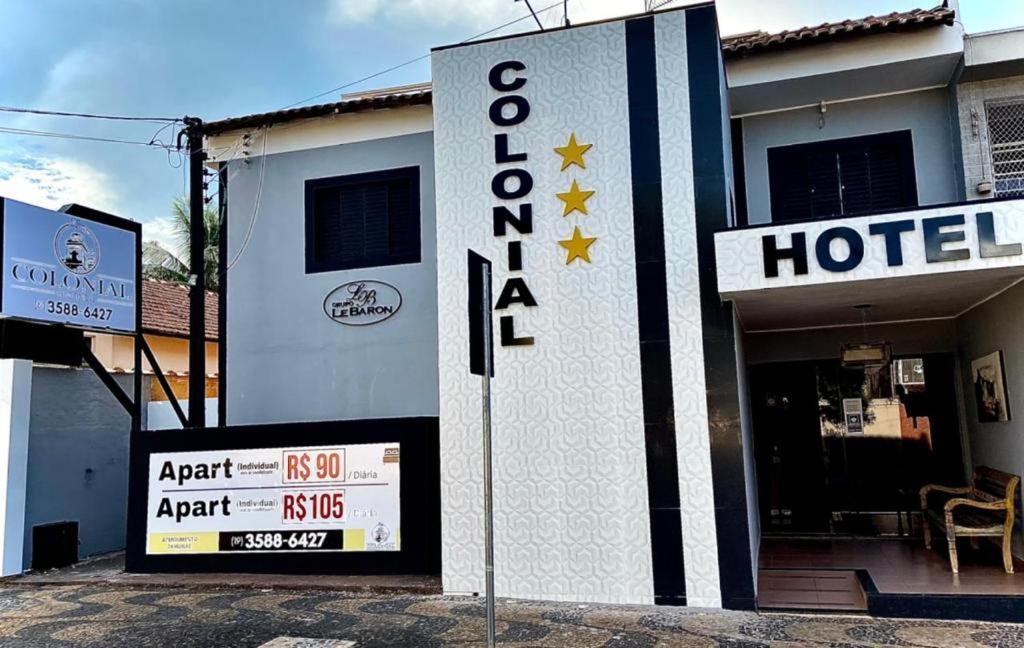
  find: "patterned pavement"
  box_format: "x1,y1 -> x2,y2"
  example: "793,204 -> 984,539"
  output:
0,584 -> 1020,647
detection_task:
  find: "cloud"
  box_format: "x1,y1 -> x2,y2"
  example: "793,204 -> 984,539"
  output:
0,155 -> 120,215
141,216 -> 181,251
327,0 -> 650,30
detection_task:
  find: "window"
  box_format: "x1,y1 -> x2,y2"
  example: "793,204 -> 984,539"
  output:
986,99 -> 1024,198
305,166 -> 421,273
767,131 -> 918,223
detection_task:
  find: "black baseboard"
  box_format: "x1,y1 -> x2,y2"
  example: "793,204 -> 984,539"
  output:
859,569 -> 1024,622
723,596 -> 758,611
654,594 -> 687,607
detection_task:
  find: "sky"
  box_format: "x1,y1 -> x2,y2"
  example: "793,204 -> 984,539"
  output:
0,0 -> 1020,252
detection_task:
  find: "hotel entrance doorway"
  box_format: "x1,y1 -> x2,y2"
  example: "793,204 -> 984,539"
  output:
751,353 -> 965,537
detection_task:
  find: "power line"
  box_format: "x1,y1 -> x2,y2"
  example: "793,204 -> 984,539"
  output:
0,125 -> 178,149
281,0 -> 564,110
518,0 -> 545,30
0,105 -> 180,123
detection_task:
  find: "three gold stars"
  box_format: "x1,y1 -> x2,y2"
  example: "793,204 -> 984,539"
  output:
558,226 -> 597,265
554,132 -> 597,265
553,133 -> 593,171
556,180 -> 595,217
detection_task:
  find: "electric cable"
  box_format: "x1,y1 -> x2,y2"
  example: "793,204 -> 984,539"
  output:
225,125 -> 269,271
281,0 -> 565,109
0,125 -> 178,149
0,106 -> 180,123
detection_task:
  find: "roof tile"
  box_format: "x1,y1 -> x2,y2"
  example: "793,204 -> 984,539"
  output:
721,6 -> 955,58
142,279 -> 217,340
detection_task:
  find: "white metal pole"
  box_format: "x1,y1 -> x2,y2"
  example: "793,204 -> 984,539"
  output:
480,263 -> 496,648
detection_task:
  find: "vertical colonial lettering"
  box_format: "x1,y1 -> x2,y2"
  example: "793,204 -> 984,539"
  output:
488,60 -> 536,347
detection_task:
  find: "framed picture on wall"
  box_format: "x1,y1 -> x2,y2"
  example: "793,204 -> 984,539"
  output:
972,351 -> 1011,423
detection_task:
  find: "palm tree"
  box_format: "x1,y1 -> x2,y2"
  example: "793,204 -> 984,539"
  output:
143,196 -> 220,291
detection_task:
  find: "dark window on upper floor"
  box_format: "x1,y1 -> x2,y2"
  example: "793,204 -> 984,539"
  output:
767,130 -> 918,223
305,166 -> 421,273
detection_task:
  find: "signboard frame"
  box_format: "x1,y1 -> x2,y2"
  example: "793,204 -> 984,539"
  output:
126,417 -> 440,575
0,198 -> 142,336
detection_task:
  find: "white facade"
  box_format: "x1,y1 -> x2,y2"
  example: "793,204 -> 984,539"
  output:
432,9 -> 726,606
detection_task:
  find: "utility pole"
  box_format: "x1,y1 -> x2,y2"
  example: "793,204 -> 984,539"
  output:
184,116 -> 206,428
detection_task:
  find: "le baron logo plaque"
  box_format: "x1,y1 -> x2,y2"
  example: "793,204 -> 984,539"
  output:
323,280 -> 402,326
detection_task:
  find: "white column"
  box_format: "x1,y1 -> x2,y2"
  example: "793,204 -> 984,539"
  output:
0,359 -> 32,575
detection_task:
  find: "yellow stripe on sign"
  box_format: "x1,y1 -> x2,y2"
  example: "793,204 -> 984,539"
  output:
344,528 -> 365,551
396,528 -> 401,550
147,532 -> 219,555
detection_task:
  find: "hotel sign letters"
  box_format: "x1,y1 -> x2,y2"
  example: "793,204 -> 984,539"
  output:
489,60 -> 537,347
761,211 -> 1022,278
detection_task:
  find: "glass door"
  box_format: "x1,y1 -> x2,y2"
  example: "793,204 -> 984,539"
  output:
754,354 -> 965,537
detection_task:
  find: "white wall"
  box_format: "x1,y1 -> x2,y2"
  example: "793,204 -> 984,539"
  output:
433,17 -> 654,605
956,280 -> 1024,556
0,360 -> 30,576
739,89 -> 961,225
225,130 -> 439,425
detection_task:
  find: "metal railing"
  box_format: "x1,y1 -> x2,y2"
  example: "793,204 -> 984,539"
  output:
986,98 -> 1024,198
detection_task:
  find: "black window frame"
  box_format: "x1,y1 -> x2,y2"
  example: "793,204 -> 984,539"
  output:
767,130 -> 919,224
304,166 -> 422,274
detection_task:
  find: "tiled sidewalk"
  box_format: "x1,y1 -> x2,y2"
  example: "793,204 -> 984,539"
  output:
0,583 -> 1020,647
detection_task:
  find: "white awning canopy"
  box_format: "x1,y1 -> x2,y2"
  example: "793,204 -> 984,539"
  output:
715,199 -> 1024,331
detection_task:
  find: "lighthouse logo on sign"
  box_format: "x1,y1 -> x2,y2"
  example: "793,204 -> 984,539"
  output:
54,221 -> 100,275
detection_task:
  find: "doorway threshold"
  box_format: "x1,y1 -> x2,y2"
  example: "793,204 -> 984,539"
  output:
759,538 -> 1024,621
758,569 -> 867,612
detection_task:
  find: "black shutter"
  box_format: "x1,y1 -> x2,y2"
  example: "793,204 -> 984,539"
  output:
839,132 -> 917,215
768,131 -> 917,223
768,145 -> 840,222
305,167 -> 421,273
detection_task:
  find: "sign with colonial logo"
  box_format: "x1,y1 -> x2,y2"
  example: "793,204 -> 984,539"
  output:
0,197 -> 138,333
145,442 -> 401,555
323,280 -> 402,326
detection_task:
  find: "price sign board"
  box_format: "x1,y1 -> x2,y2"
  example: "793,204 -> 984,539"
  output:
145,442 -> 400,555
0,197 -> 138,333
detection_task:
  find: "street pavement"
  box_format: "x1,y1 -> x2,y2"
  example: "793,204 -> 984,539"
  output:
0,584 -> 1020,647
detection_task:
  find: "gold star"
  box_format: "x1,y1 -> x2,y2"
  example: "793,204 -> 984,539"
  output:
553,133 -> 593,171
556,180 -> 595,217
559,226 -> 597,265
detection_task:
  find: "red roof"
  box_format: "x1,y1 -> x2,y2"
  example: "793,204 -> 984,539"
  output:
721,6 -> 955,58
142,280 -> 218,341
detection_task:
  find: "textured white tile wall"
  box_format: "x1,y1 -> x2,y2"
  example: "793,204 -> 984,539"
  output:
654,10 -> 722,609
433,20 -> 655,605
433,11 -> 722,606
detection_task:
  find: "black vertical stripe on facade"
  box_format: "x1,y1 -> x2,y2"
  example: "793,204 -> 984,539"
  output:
729,119 -> 748,227
218,165 -> 228,427
625,15 -> 687,606
685,5 -> 756,611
